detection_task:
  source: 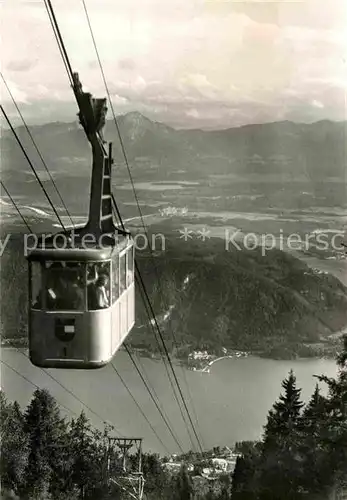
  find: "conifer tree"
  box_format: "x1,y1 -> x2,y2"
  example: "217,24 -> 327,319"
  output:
298,384 -> 328,494
315,335 -> 347,496
23,388 -> 69,499
263,370 -> 304,449
68,411 -> 107,499
0,395 -> 28,496
172,464 -> 194,500
231,338 -> 347,499
141,452 -> 168,499
260,370 -> 304,498
0,390 -> 10,425
217,473 -> 232,499
231,451 -> 259,499
204,490 -> 214,500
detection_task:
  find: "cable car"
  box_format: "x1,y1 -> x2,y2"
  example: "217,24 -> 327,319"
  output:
26,73 -> 135,369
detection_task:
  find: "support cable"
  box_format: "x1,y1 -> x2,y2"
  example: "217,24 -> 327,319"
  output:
0,359 -> 78,420
0,73 -> 74,228
134,264 -> 203,452
0,180 -> 32,232
124,294 -> 189,452
1,182 -> 121,435
44,0 -> 74,86
40,364 -> 123,435
0,106 -> 66,230
82,0 -> 204,450
110,363 -> 171,454
44,0 -> 203,453
134,274 -> 197,451
123,344 -> 184,454
0,359 -> 111,441
112,199 -> 196,451
124,345 -> 177,440
15,348 -> 123,435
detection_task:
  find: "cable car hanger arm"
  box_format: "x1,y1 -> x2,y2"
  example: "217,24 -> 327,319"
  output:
70,72 -> 126,239
72,72 -> 107,148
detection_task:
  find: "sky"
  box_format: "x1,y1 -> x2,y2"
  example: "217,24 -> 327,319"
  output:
1,0 -> 346,129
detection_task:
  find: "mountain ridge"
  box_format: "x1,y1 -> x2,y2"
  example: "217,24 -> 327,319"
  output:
1,111 -> 346,214
3,110 -> 346,134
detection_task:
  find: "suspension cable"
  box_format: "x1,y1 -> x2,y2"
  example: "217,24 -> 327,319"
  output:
0,358 -> 111,439
1,181 -> 121,435
111,201 -> 188,451
0,71 -> 75,227
0,358 -> 78,420
128,278 -> 193,450
44,0 -> 74,86
112,198 -> 196,451
43,0 -> 203,453
1,106 -> 66,230
135,262 -> 202,452
123,344 -> 184,454
110,362 -> 171,454
81,0 -> 144,219
82,0 -> 204,451
0,180 -> 32,232
1,73 -> 74,229
134,273 -> 197,451
124,344 -> 178,439
15,347 -> 122,435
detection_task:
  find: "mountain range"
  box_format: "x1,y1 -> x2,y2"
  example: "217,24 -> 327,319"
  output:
1,113 -> 346,217
2,113 -> 346,180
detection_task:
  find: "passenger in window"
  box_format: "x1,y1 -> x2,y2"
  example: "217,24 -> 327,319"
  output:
46,288 -> 58,309
33,290 -> 43,309
68,275 -> 85,310
58,270 -> 84,310
87,263 -> 98,285
88,275 -> 109,309
33,287 -> 57,310
46,268 -> 68,310
96,275 -> 109,308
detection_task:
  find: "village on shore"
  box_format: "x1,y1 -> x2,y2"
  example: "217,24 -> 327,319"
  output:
187,348 -> 249,372
161,445 -> 240,479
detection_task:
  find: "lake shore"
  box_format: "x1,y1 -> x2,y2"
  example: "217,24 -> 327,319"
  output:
1,347 -> 338,454
1,336 -> 344,363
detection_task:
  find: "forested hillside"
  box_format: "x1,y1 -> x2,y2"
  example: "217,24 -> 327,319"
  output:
1,234 -> 347,359
1,336 -> 346,499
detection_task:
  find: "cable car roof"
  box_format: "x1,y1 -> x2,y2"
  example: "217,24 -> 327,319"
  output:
27,231 -> 132,261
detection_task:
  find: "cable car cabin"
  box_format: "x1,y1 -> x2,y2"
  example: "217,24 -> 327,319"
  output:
27,235 -> 135,369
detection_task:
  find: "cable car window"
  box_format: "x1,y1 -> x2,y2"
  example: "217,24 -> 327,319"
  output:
112,255 -> 119,304
127,246 -> 134,286
87,261 -> 110,310
45,262 -> 85,311
31,261 -> 43,309
119,252 -> 126,295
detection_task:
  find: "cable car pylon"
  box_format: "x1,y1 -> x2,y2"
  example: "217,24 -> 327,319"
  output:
107,437 -> 145,500
26,73 -> 135,369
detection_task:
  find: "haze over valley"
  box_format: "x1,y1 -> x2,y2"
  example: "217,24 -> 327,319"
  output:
1,114 -> 346,283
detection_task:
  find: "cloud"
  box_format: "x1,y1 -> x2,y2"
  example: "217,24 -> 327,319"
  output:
1,79 -> 29,105
6,60 -> 37,72
118,58 -> 136,71
1,0 -> 346,128
185,108 -> 200,119
312,100 -> 324,108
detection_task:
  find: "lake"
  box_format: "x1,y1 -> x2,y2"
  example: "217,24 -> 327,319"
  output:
0,348 -> 338,456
